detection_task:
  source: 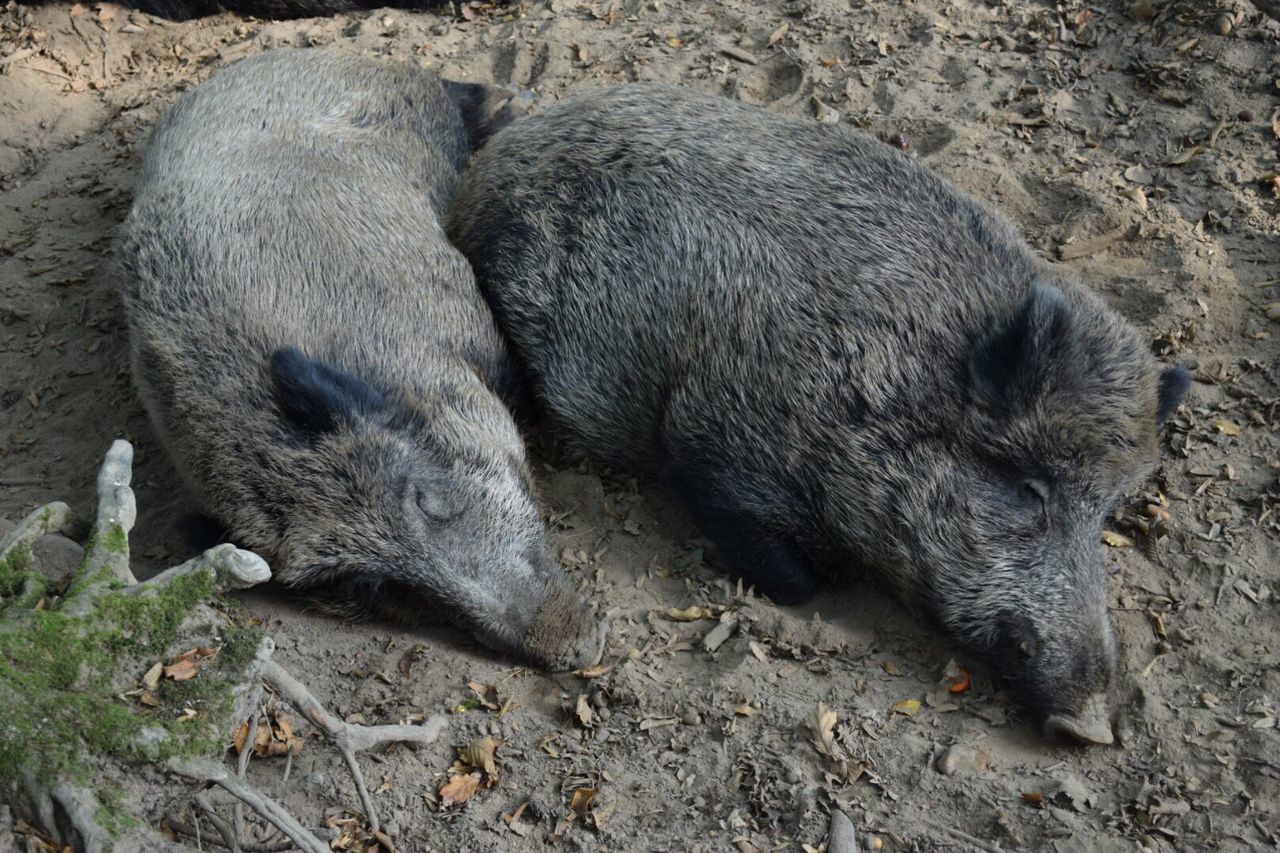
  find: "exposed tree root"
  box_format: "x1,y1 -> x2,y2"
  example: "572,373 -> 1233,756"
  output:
1,440 -> 448,850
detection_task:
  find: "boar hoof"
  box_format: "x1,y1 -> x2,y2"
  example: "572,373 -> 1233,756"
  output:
1043,694 -> 1115,746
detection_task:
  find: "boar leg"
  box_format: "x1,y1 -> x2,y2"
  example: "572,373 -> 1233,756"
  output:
669,467 -> 817,604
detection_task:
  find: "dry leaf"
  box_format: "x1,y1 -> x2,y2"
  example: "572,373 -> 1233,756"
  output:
575,662 -> 612,678
941,659 -> 970,693
767,22 -> 788,45
664,605 -> 716,621
232,720 -> 250,754
892,698 -> 922,716
468,681 -> 500,710
1165,145 -> 1203,166
1021,791 -> 1044,807
881,660 -> 903,676
397,643 -> 425,678
1214,420 -> 1242,436
459,737 -> 503,778
574,694 -> 594,728
569,787 -> 598,818
142,661 -> 163,691
808,701 -> 838,757
1101,530 -> 1134,548
162,659 -> 198,681
439,772 -> 482,807
162,646 -> 220,681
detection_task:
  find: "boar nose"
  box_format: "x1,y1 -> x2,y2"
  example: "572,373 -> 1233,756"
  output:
520,583 -> 608,671
1043,693 -> 1115,746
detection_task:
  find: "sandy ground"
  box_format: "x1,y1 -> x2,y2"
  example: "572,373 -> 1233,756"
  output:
1,0 -> 1278,850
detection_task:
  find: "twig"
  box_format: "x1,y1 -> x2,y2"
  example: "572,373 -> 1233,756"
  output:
925,820 -> 1006,853
17,63 -> 73,81
235,685 -> 265,844
169,759 -> 329,853
195,793 -> 240,853
261,659 -> 448,833
167,817 -> 294,853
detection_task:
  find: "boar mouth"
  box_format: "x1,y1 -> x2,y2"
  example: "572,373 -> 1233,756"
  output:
1042,693 -> 1114,746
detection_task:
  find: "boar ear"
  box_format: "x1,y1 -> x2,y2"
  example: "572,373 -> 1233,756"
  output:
442,79 -> 530,152
1156,364 -> 1190,426
970,281 -> 1072,411
269,348 -> 386,435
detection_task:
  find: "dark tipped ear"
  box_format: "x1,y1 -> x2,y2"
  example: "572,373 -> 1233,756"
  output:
1156,364 -> 1190,426
269,348 -> 385,435
442,79 -> 531,152
970,281 -> 1073,411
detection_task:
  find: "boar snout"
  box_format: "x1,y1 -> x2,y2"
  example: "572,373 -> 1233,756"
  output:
1044,693 -> 1115,746
992,612 -> 1118,746
518,582 -> 608,672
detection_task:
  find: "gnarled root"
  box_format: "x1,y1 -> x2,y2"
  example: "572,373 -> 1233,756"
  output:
4,439 -> 449,849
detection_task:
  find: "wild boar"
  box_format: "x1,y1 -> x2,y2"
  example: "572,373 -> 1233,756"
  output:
446,83 -> 1188,741
116,48 -> 603,670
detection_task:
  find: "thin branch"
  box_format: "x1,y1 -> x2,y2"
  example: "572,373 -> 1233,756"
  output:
169,759 -> 329,853
261,660 -> 447,833
196,792 -> 241,853
167,817 -> 295,853
235,685 -> 266,844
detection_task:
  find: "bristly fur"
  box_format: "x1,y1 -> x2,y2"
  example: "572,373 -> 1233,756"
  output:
446,83 -> 1188,723
115,48 -> 602,670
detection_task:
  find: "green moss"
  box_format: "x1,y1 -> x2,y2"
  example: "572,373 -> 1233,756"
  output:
96,784 -> 139,836
0,545 -> 33,603
0,558 -> 264,830
101,525 -> 128,556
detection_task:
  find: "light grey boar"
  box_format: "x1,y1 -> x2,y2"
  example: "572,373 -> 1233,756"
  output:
115,48 -> 603,670
446,84 -> 1189,742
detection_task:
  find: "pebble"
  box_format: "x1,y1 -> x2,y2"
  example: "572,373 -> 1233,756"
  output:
827,809 -> 858,853
681,709 -> 702,726
936,744 -> 991,776
1237,108 -> 1255,122
1212,14 -> 1232,36
887,132 -> 910,151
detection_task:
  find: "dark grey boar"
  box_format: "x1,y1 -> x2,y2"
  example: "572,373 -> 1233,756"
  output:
446,84 -> 1189,742
115,48 -> 603,670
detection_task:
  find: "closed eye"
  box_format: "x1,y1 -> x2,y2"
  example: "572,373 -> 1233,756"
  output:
1024,479 -> 1050,523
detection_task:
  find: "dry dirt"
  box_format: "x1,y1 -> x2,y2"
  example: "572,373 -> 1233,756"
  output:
2,0 -> 1279,850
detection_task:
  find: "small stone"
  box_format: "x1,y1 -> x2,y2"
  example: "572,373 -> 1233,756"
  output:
936,744 -> 991,776
1237,108 -> 1255,122
1211,14 -> 1232,36
887,132 -> 910,151
827,809 -> 858,853
681,709 -> 701,726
